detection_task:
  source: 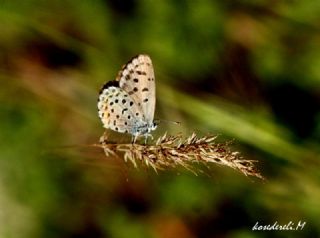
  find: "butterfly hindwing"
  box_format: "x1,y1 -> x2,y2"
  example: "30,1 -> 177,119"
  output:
98,86 -> 144,133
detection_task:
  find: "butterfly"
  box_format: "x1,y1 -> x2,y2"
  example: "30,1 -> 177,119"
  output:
98,54 -> 157,143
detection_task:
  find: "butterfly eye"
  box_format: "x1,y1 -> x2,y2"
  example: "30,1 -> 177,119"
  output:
152,122 -> 158,129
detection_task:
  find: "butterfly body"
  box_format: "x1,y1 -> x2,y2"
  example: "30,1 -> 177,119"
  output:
98,54 -> 157,142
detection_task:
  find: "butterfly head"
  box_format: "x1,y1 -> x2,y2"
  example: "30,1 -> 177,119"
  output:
148,121 -> 158,132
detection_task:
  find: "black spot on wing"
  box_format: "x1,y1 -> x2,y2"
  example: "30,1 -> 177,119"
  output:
99,80 -> 119,94
136,70 -> 147,75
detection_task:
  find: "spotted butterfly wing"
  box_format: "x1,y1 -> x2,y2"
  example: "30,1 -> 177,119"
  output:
98,54 -> 156,137
98,83 -> 144,133
116,54 -> 155,124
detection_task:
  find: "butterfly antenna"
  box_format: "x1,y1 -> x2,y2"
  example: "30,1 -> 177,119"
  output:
155,119 -> 181,125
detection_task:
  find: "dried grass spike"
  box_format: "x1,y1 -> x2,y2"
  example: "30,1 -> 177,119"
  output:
96,132 -> 264,180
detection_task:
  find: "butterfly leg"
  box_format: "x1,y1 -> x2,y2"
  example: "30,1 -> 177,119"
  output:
131,134 -> 138,144
99,130 -> 109,144
143,134 -> 153,145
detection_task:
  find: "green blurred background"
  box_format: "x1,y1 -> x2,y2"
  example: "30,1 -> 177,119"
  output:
0,0 -> 319,237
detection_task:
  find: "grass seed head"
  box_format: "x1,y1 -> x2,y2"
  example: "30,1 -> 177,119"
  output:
97,132 -> 264,179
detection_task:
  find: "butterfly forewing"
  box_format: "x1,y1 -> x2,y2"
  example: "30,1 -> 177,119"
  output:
116,54 -> 156,124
